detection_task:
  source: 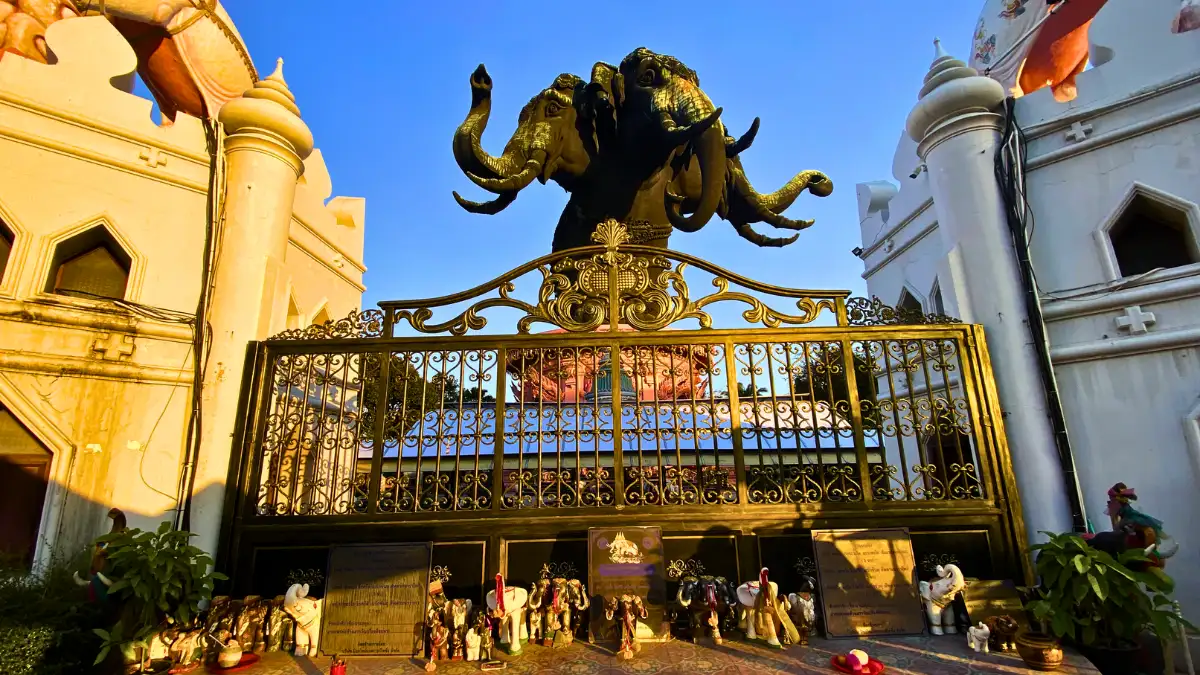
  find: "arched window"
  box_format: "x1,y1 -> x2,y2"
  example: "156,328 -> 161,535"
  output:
1108,193 -> 1199,277
286,296 -> 301,330
45,226 -> 131,301
0,402 -> 53,570
0,219 -> 12,283
898,288 -> 923,313
312,307 -> 331,326
929,280 -> 945,316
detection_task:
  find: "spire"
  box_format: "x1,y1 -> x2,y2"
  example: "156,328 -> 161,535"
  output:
218,55 -> 314,162
905,38 -> 1006,147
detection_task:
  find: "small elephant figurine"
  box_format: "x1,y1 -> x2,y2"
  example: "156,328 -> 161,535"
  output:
283,583 -> 323,657
967,622 -> 991,653
606,594 -> 647,660
486,574 -> 529,655
235,595 -> 270,653
918,564 -> 965,635
984,615 -> 1019,652
429,614 -> 450,662
265,596 -> 296,653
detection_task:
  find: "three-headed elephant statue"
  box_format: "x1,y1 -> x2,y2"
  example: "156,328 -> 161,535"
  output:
676,575 -> 737,643
735,568 -> 799,648
486,574 -> 529,655
918,564 -> 966,635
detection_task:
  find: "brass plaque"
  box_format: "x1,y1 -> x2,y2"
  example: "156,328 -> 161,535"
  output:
587,527 -> 668,641
963,579 -> 1028,630
320,543 -> 431,655
812,528 -> 924,637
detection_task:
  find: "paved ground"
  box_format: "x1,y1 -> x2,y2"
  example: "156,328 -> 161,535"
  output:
236,635 -> 1100,674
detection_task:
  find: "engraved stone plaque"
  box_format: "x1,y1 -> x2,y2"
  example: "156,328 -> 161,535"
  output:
320,543 -> 432,655
812,528 -> 924,637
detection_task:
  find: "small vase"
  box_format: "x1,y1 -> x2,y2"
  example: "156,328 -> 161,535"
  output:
1016,632 -> 1064,671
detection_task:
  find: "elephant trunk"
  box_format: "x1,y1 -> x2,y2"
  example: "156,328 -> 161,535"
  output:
667,122 -> 725,233
452,65 -> 524,180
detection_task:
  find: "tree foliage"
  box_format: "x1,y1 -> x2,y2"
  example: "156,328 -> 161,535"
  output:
792,343 -> 881,429
358,354 -> 449,444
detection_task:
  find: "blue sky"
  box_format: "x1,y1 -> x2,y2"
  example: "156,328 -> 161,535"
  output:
204,2 -> 983,307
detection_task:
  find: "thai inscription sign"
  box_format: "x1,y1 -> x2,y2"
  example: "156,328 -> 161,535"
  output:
321,543 -> 432,655
812,528 -> 924,637
587,527 -> 668,641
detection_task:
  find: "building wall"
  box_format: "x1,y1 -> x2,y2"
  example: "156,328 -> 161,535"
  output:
855,0 -> 1200,621
0,19 -> 365,567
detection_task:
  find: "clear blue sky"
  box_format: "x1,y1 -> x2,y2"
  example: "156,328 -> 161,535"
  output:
209,2 -> 983,307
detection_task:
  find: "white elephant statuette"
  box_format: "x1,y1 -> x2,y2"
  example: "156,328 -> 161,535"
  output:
967,622 -> 991,653
283,583 -> 323,657
918,564 -> 965,636
486,574 -> 529,655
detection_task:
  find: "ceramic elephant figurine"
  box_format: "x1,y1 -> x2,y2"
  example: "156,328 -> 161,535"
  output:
918,564 -> 965,635
677,575 -> 738,643
967,622 -> 991,653
736,568 -> 799,648
606,594 -> 648,660
486,574 -> 529,655
265,596 -> 296,653
526,578 -> 552,643
283,583 -> 323,657
235,595 -> 269,653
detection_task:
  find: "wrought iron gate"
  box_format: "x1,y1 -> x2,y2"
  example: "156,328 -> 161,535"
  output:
217,221 -> 1031,595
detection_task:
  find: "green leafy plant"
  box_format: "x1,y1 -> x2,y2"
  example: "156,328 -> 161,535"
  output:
1025,531 -> 1195,648
90,522 -> 225,666
0,549 -> 103,675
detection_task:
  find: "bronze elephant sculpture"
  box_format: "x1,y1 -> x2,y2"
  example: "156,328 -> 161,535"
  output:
452,47 -> 832,253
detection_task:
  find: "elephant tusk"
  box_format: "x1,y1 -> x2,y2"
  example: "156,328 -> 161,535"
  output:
465,151 -> 546,193
73,572 -> 89,587
725,117 -> 760,158
453,190 -> 517,215
660,107 -> 723,148
96,572 -> 114,587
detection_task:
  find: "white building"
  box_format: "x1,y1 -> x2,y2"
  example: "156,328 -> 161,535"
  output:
854,0 -> 1200,629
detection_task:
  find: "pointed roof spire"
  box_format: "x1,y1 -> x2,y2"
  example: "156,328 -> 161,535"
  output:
934,38 -> 949,60
904,38 -> 1006,145
217,54 -> 314,161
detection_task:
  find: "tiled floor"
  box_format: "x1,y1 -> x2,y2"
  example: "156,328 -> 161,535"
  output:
236,636 -> 1100,674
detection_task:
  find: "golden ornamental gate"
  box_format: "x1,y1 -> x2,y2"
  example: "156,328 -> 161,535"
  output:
217,222 -> 1030,595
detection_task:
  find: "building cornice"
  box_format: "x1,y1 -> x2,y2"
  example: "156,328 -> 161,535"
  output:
1041,265 -> 1200,322
0,348 -> 192,385
1050,326 -> 1200,365
860,197 -> 934,259
862,220 -> 939,280
0,297 -> 194,342
1026,100 -> 1200,172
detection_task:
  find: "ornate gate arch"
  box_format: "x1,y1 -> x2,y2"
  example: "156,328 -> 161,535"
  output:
218,221 -> 1030,597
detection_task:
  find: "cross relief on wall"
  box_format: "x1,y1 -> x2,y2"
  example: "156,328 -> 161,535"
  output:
1114,305 -> 1157,335
91,332 -> 135,361
1064,120 -> 1094,144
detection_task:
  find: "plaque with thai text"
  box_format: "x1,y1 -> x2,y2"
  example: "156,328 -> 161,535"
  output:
812,528 -> 924,637
320,543 -> 432,655
587,527 -> 668,641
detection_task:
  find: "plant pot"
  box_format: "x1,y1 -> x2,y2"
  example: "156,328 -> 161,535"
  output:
1015,632 -> 1064,671
1077,640 -> 1165,675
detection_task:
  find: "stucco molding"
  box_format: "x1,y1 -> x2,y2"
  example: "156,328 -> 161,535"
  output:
862,221 -> 940,280
1091,182 -> 1200,283
291,211 -> 366,274
0,194 -> 31,298
1027,99 -> 1200,172
1049,325 -> 1200,365
0,371 -> 76,570
1042,264 -> 1200,322
0,348 -> 192,385
0,298 -> 194,342
861,197 -> 935,259
287,235 -> 367,293
1184,400 -> 1200,484
33,213 -> 147,305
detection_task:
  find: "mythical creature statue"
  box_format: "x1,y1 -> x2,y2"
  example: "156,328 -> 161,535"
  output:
0,0 -> 255,121
452,48 -> 832,253
918,564 -> 966,636
73,507 -> 126,602
1083,482 -> 1178,578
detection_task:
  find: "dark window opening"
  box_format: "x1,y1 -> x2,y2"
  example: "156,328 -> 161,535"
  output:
898,288 -> 923,313
0,219 -> 13,283
0,402 -> 53,570
1110,194 -> 1199,277
930,281 -> 945,315
45,226 -> 131,301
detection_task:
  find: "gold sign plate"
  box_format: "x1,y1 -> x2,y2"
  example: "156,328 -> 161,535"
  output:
587,527 -> 669,641
812,528 -> 924,638
320,543 -> 432,656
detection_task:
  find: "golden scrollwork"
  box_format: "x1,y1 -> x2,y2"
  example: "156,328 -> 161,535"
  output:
379,220 -> 847,337
431,565 -> 453,583
667,559 -> 707,579
845,296 -> 960,326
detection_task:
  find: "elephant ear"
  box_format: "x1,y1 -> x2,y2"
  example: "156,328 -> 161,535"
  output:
585,62 -> 621,149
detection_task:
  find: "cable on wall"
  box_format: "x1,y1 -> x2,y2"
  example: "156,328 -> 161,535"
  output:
994,95 -> 1088,533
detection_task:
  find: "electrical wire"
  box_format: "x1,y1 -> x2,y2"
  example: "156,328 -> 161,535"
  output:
994,96 -> 1088,533
137,342 -> 195,506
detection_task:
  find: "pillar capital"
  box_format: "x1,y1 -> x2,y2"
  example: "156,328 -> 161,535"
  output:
905,39 -> 1006,158
218,58 -> 314,173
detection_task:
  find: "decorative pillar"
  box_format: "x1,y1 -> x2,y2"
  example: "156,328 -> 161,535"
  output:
190,59 -> 313,556
905,41 -> 1073,541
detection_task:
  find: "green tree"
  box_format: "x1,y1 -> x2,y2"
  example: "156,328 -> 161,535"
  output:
462,386 -> 496,403
358,354 -> 443,443
792,344 -> 881,429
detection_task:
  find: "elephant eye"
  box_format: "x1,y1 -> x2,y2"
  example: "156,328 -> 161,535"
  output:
638,69 -> 656,86
546,101 -> 563,116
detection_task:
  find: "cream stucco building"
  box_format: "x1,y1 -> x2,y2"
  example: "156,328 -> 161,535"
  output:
855,0 -> 1200,631
0,13 -> 366,568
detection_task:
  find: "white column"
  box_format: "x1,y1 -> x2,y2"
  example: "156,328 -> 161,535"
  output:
906,42 -> 1073,541
189,59 -> 313,557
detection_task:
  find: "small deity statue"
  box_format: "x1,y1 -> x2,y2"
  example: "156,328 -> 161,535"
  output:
446,599 -> 472,659
428,614 -> 450,663
478,614 -> 494,662
1082,482 -> 1178,589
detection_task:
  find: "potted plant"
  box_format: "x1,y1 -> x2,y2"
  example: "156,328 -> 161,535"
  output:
1024,531 -> 1194,675
89,522 -> 225,674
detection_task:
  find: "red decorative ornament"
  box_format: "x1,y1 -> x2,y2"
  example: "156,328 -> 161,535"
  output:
830,654 -> 886,674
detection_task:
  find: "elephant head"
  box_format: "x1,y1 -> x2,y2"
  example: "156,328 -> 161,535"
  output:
452,66 -> 591,215
486,574 -> 529,655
